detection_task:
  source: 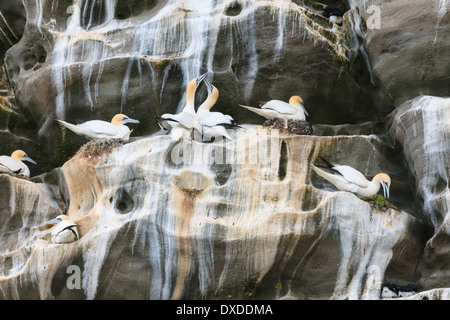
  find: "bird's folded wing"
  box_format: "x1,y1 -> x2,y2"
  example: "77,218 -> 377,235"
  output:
201,112 -> 233,127
168,113 -> 195,128
0,156 -> 22,172
262,100 -> 297,114
53,220 -> 78,235
333,165 -> 369,188
79,120 -> 119,136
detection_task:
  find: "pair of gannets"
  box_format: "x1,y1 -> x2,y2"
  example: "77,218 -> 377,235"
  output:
239,95 -> 309,124
46,215 -> 79,244
57,114 -> 140,141
155,73 -> 207,140
312,156 -> 391,199
0,150 -> 37,177
194,78 -> 240,141
156,74 -> 239,141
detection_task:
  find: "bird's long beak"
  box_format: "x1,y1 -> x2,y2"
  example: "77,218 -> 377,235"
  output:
23,156 -> 37,165
46,218 -> 61,224
204,78 -> 213,92
197,73 -> 207,85
381,181 -> 390,199
301,102 -> 309,117
123,117 -> 140,124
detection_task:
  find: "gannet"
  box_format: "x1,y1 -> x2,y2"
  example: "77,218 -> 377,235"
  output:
156,73 -> 207,132
0,150 -> 37,177
398,284 -> 418,297
57,114 -> 140,141
312,156 -> 391,199
382,284 -> 400,299
46,215 -> 79,244
239,95 -> 308,123
321,6 -> 344,25
381,283 -> 417,299
193,79 -> 240,141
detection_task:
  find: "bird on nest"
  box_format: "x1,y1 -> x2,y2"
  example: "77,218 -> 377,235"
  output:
312,156 -> 391,199
57,113 -> 140,141
0,149 -> 37,177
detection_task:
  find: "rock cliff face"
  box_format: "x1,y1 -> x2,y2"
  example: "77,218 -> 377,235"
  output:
0,129 -> 426,299
0,0 -> 449,300
387,95 -> 450,291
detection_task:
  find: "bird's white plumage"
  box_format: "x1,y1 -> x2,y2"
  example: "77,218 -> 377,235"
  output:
260,100 -> 298,115
239,96 -> 308,121
0,150 -> 36,177
159,73 -> 207,134
194,79 -> 237,141
57,114 -> 138,141
312,158 -> 391,198
166,112 -> 195,129
202,125 -> 233,141
382,287 -> 398,299
330,165 -> 369,188
200,112 -> 234,127
51,220 -> 79,244
0,156 -> 26,175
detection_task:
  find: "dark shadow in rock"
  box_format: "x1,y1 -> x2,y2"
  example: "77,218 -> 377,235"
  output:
51,253 -> 87,299
278,140 -> 288,181
224,1 -> 243,16
112,188 -> 134,214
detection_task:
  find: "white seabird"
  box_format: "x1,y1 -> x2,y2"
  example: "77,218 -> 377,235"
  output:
381,285 -> 399,299
155,73 -> 207,136
0,150 -> 37,177
312,156 -> 391,199
46,215 -> 79,244
194,79 -> 239,141
398,284 -> 418,297
239,95 -> 308,122
322,6 -> 344,26
57,113 -> 140,141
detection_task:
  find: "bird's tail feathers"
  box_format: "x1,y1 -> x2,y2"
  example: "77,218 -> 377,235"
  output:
319,156 -> 334,169
239,105 -> 270,118
155,116 -> 176,131
56,119 -> 79,132
219,123 -> 243,130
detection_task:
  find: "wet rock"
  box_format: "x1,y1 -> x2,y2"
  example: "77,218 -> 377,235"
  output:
0,0 -> 26,60
387,95 -> 450,290
0,128 -> 426,299
347,0 -> 450,116
3,0 -> 374,170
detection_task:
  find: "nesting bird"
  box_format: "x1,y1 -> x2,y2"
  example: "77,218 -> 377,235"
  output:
312,156 -> 391,199
381,284 -> 399,299
239,96 -> 308,122
194,78 -> 240,142
57,114 -> 140,141
382,283 -> 418,299
321,6 -> 344,26
46,215 -> 79,244
155,73 -> 207,140
0,150 -> 37,177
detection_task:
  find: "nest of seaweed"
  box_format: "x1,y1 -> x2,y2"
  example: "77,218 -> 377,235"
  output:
263,118 -> 313,136
359,194 -> 399,212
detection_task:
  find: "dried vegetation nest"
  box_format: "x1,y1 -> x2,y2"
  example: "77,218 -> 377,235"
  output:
263,118 -> 314,135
